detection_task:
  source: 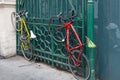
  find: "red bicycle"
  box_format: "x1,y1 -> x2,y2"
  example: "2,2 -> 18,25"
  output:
48,12 -> 91,80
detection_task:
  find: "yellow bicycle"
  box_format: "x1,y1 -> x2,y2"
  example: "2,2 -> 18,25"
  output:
11,11 -> 36,60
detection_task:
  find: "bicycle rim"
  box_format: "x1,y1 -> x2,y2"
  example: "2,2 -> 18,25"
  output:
21,42 -> 33,61
11,12 -> 21,31
48,17 -> 66,43
68,50 -> 91,80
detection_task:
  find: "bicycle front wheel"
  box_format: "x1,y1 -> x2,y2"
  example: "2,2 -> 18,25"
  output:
48,16 -> 66,43
68,50 -> 91,80
11,12 -> 21,31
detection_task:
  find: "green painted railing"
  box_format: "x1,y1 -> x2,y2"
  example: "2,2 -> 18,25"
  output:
16,1 -> 95,79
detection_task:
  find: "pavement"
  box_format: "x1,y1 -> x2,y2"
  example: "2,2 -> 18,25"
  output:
0,56 -> 76,80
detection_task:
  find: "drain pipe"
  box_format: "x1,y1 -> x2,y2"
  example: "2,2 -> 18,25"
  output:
87,0 -> 95,80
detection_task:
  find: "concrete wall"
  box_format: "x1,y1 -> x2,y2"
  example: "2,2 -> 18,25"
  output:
0,0 -> 16,58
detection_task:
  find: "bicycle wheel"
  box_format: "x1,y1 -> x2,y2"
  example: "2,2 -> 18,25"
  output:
48,16 -> 66,43
21,42 -> 33,61
20,34 -> 33,61
11,12 -> 21,31
68,50 -> 91,80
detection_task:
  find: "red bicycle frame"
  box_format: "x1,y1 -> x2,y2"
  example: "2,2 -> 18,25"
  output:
56,22 -> 83,66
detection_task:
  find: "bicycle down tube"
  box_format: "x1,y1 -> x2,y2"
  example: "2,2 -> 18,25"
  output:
56,22 -> 83,66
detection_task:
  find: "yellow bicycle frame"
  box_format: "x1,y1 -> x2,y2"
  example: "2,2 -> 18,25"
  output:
20,18 -> 30,50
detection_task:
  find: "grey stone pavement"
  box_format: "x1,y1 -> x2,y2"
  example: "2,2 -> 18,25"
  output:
0,56 -> 76,80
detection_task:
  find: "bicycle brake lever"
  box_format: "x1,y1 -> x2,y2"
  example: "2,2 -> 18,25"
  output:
18,10 -> 24,16
18,10 -> 28,17
57,12 -> 62,17
57,12 -> 66,24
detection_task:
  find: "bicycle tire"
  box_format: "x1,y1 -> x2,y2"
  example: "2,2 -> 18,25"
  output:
48,16 -> 66,43
68,50 -> 91,80
20,40 -> 33,61
11,12 -> 21,31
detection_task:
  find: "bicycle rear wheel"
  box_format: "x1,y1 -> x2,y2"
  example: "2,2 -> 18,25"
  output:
11,12 -> 21,31
48,17 -> 66,43
68,50 -> 91,80
21,42 -> 33,61
20,34 -> 33,61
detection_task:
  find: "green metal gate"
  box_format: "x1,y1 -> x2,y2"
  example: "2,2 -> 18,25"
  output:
16,0 -> 87,70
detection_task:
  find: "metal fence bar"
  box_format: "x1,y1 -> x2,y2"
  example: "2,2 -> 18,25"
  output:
16,0 -> 86,70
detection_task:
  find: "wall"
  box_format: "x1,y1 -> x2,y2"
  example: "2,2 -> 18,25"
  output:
95,0 -> 120,80
0,0 -> 16,58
